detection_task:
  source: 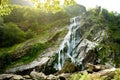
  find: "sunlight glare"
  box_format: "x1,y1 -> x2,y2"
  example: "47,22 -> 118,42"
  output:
75,0 -> 120,13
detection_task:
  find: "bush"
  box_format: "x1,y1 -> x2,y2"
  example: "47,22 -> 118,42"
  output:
69,71 -> 103,80
69,71 -> 89,80
0,22 -> 26,47
114,69 -> 120,80
0,52 -> 13,73
25,29 -> 36,39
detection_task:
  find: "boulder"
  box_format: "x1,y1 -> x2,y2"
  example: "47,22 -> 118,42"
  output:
58,73 -> 71,80
23,75 -> 31,79
10,75 -> 23,80
86,63 -> 114,73
0,74 -> 23,80
30,71 -> 47,80
47,74 -> 58,80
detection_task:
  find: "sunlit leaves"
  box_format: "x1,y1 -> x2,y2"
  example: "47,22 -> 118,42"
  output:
30,0 -> 76,13
0,0 -> 12,16
64,0 -> 76,6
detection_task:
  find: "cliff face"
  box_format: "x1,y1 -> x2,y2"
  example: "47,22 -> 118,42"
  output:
44,7 -> 113,74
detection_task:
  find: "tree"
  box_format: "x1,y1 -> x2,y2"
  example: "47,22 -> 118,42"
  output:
0,0 -> 12,16
30,0 -> 76,13
0,0 -> 76,16
0,22 -> 26,47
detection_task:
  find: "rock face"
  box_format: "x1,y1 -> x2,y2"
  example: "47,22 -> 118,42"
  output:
43,8 -> 113,75
0,74 -> 24,80
5,7 -> 111,76
45,10 -> 109,74
5,47 -> 57,74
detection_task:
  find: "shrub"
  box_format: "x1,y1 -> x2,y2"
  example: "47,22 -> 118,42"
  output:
0,22 -> 26,47
69,71 -> 103,80
25,29 -> 36,39
0,52 -> 13,73
114,69 -> 120,80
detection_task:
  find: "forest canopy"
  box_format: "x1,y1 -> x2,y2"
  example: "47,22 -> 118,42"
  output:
0,0 -> 76,16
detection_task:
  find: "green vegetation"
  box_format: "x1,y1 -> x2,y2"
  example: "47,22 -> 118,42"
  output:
0,22 -> 26,47
101,9 -> 120,66
114,69 -> 120,80
0,2 -> 120,80
0,4 -> 71,73
31,0 -> 76,13
10,43 -> 50,66
86,7 -> 120,67
0,42 -> 50,73
69,71 -> 103,80
0,0 -> 12,16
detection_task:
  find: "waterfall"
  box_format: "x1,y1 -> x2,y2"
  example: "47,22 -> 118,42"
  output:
54,16 -> 81,70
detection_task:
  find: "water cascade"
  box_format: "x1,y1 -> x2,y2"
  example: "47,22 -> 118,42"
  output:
54,16 -> 81,70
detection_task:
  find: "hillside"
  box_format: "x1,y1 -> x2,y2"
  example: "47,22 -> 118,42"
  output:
0,4 -> 86,73
0,4 -> 120,80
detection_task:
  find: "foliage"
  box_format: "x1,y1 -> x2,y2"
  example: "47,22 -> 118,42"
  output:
31,0 -> 76,13
3,5 -> 70,33
25,29 -> 36,39
0,0 -> 12,16
101,8 -> 120,66
11,43 -> 49,64
87,7 -> 120,67
69,71 -> 88,80
0,22 -> 26,47
0,42 -> 50,73
97,43 -> 112,64
69,71 -> 103,80
114,69 -> 120,80
70,73 -> 82,80
0,52 -> 13,72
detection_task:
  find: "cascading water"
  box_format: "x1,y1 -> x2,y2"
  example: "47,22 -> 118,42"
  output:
54,16 -> 81,70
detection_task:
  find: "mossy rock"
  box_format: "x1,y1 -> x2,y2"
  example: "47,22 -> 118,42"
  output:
60,58 -> 77,73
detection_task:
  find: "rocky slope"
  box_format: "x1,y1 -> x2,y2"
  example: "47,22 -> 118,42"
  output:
0,5 -> 120,80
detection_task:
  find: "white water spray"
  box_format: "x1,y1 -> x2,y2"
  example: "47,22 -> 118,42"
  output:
54,16 -> 81,70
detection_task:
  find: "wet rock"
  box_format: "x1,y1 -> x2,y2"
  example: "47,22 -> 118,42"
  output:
60,59 -> 77,73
